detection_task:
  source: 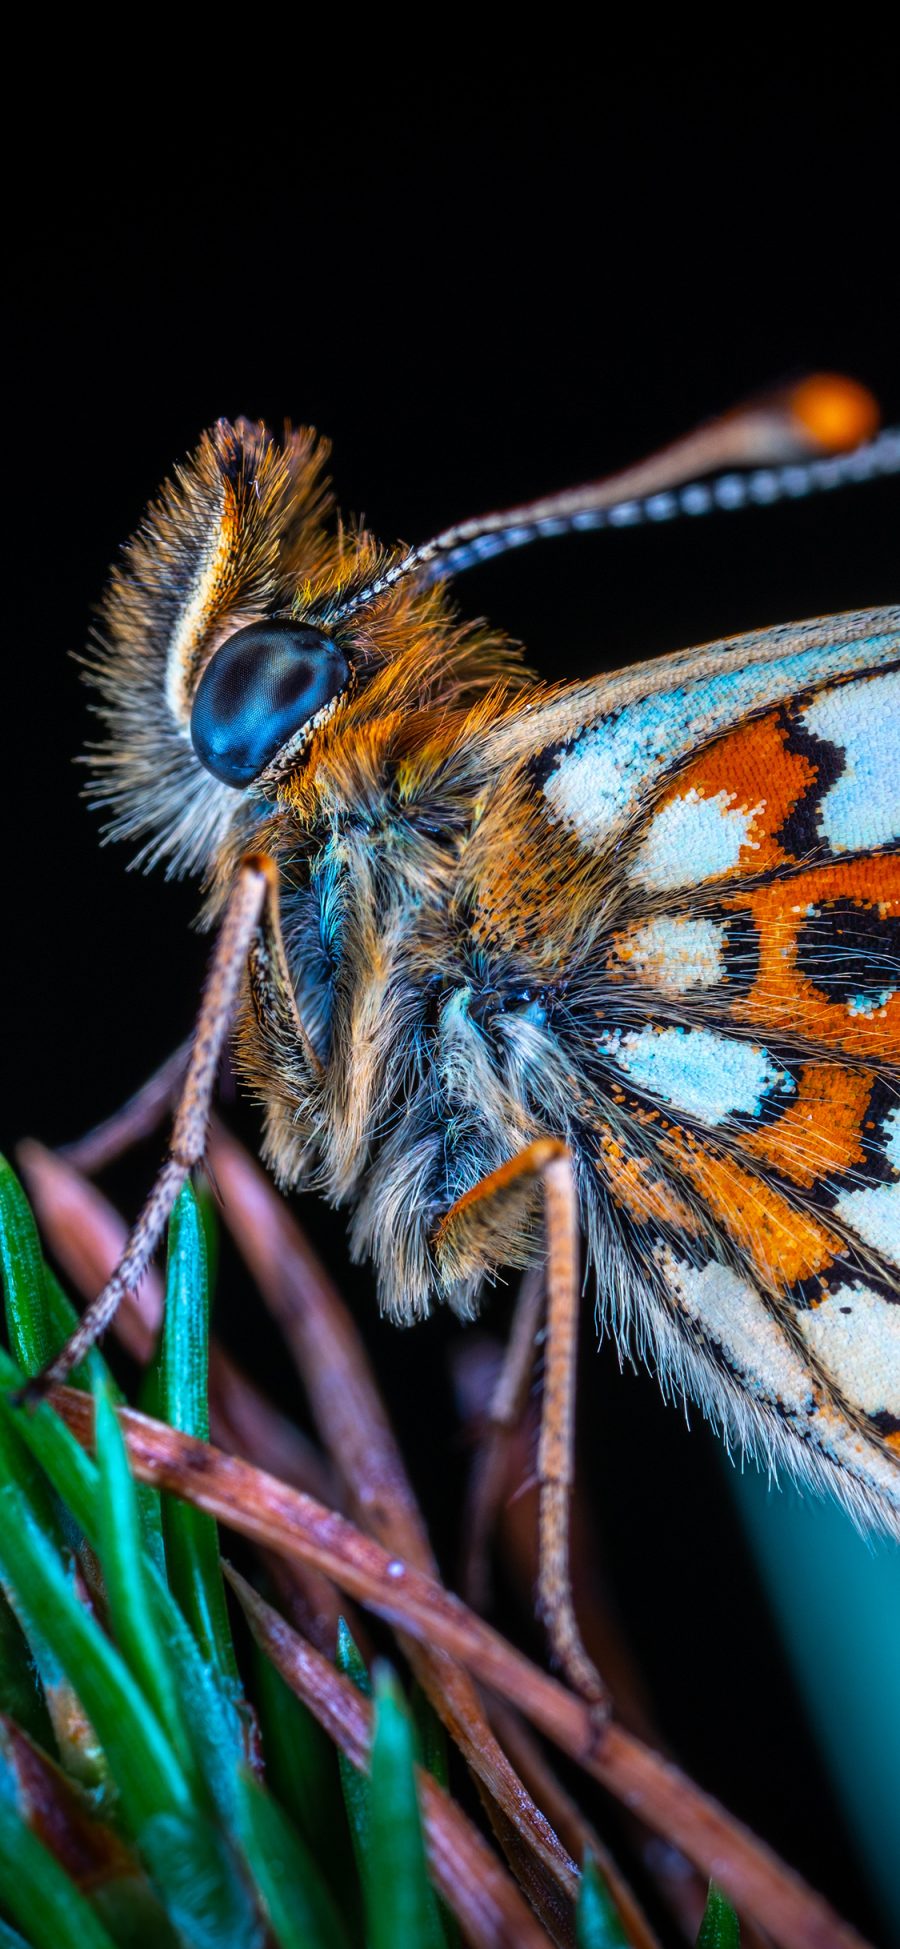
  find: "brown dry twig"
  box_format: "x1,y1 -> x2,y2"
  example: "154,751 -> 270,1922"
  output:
16,1138 -> 351,1658
21,1130 -> 587,1938
58,1042 -> 192,1179
455,1340 -> 712,1938
208,1120 -> 592,1943
20,1109 -> 869,1948
226,1564 -> 553,1949
47,1384 -> 868,1949
485,1704 -> 663,1949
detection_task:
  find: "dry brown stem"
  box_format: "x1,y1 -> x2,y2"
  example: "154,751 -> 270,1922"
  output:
208,1121 -> 588,1938
225,1565 -> 553,1949
47,1384 -> 867,1949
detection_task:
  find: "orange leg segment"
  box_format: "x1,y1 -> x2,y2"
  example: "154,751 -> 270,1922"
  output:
437,1139 -> 607,1707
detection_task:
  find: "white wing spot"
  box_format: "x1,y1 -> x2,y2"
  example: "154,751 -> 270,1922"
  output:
656,1247 -> 814,1415
800,670 -> 900,854
598,1023 -> 793,1126
799,1283 -> 900,1418
542,692 -> 691,842
613,914 -> 726,991
628,787 -> 763,892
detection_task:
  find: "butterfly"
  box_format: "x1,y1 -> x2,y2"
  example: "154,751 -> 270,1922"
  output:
46,374 -> 900,1702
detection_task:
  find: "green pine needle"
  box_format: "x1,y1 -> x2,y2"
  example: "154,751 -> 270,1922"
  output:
366,1667 -> 448,1949
576,1852 -> 630,1947
0,1145 -> 755,1949
697,1882 -> 741,1948
158,1186 -> 238,1682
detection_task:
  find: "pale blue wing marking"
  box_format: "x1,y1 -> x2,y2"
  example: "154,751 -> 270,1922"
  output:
597,1022 -> 795,1126
542,624 -> 900,850
800,670 -> 900,853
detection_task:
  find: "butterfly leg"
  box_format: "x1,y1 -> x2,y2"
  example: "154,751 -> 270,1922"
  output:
25,854 -> 286,1395
436,1139 -> 606,1707
461,1264 -> 545,1612
59,1039 -> 193,1176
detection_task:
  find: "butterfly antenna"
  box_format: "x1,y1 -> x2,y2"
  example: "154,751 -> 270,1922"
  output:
327,375 -> 899,624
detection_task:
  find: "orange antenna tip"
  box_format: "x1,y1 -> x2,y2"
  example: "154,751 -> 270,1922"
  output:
789,373 -> 881,454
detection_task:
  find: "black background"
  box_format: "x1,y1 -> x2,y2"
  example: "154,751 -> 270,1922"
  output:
6,56 -> 898,1939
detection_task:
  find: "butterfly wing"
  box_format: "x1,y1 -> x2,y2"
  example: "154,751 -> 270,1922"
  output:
490,607 -> 900,1531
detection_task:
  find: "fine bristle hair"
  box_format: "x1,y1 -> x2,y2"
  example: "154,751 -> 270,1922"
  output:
84,419 -> 334,877
83,398 -> 899,883
83,417 -> 530,884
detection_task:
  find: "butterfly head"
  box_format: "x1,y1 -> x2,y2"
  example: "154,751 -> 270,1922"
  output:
86,416 -> 523,880
86,380 -> 897,882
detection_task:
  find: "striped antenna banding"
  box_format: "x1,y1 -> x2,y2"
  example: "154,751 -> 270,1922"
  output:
324,425 -> 900,627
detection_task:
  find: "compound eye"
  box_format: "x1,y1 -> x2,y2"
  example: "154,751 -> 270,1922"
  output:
190,620 -> 350,786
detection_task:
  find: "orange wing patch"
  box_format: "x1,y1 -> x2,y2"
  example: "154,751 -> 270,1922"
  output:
595,1124 -> 701,1232
630,708 -> 817,891
737,1063 -> 873,1189
726,856 -> 900,1060
658,1126 -> 844,1289
673,707 -> 816,871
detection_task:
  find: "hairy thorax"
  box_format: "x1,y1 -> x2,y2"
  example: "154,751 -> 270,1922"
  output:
234,697 -> 600,1321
